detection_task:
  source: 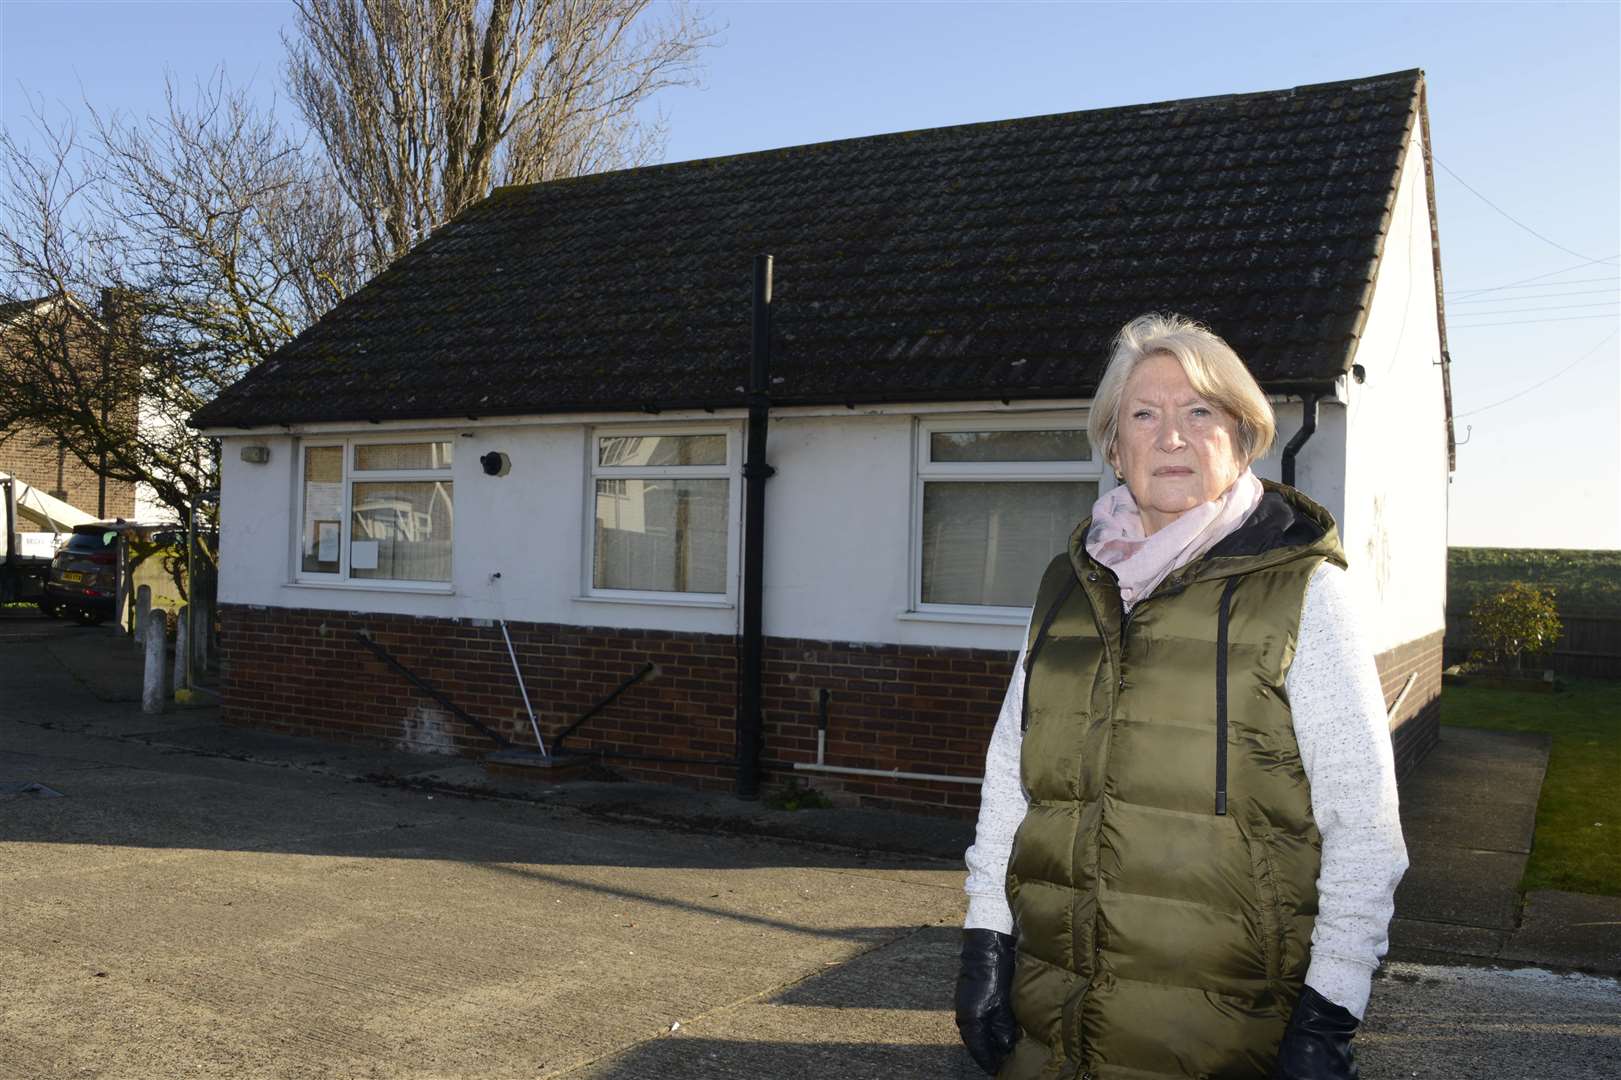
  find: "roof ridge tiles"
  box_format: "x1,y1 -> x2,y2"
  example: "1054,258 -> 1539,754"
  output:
486,69 -> 1423,199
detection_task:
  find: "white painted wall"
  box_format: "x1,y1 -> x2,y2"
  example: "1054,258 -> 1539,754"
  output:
134,390 -> 185,523
219,405 -> 1102,651
1339,128 -> 1450,654
221,423 -> 744,638
1253,398 -> 1349,530
217,374 -> 1413,654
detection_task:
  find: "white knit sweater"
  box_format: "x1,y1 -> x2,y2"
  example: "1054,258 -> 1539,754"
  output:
962,561 -> 1408,1019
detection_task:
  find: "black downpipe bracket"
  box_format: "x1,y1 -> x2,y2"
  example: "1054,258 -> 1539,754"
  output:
1281,394 -> 1321,489
737,255 -> 776,800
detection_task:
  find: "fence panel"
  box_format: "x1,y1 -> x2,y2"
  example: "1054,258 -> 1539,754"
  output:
1444,610 -> 1621,679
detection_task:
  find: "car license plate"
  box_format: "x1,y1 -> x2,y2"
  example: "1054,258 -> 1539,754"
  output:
60,571 -> 84,583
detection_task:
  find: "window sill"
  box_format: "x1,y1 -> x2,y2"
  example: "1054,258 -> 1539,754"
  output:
286,580 -> 455,596
573,593 -> 735,610
896,607 -> 1031,627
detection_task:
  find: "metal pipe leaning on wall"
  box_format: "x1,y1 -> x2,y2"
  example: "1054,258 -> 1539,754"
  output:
1387,672 -> 1418,720
552,662 -> 660,752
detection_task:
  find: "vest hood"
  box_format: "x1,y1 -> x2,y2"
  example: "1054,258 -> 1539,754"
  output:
1069,480 -> 1347,590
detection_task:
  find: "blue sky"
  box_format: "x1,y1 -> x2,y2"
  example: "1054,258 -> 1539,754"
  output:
3,0 -> 1618,548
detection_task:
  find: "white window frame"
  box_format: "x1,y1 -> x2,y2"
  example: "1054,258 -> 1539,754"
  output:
291,435 -> 456,591
581,424 -> 741,606
910,412 -> 1103,620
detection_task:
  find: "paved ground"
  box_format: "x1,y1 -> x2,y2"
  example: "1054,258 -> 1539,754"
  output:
1389,725 -> 1621,975
2,614 -> 1618,1078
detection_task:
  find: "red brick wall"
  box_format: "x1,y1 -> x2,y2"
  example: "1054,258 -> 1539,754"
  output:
1373,629 -> 1444,780
1,300 -> 139,520
218,604 -> 1011,817
0,421 -> 136,519
763,638 -> 1011,815
219,607 -> 1443,817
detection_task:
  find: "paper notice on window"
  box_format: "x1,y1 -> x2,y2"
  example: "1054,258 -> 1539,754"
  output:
316,521 -> 340,563
350,539 -> 380,570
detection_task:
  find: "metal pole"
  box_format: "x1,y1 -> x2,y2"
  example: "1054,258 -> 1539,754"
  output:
737,254 -> 775,800
186,490 -> 218,690
3,477 -> 15,573
499,619 -> 548,757
173,604 -> 189,697
186,497 -> 197,690
114,536 -> 130,638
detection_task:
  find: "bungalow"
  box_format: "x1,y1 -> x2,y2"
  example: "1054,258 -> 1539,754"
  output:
190,68 -> 1453,816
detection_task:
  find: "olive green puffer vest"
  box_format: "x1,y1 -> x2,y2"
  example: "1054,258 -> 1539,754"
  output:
1003,483 -> 1347,1080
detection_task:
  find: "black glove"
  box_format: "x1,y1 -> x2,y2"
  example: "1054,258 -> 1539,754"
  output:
1272,984 -> 1361,1080
954,928 -> 1019,1076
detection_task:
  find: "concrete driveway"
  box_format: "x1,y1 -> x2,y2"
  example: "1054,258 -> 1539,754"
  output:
3,629 -> 1618,1079
2,722 -> 973,1077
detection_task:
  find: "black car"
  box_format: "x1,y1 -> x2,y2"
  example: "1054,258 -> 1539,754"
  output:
42,525 -> 121,624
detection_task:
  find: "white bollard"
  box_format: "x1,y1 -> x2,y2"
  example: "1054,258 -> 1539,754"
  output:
142,614 -> 167,714
134,585 -> 152,649
173,605 -> 189,694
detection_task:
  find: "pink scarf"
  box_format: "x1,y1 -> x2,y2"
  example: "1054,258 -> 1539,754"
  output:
1084,469 -> 1265,611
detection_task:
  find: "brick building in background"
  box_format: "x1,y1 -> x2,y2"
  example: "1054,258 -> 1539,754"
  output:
0,296 -> 137,521
193,71 -> 1453,816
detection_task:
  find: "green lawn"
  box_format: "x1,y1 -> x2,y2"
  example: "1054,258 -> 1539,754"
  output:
1443,679 -> 1621,897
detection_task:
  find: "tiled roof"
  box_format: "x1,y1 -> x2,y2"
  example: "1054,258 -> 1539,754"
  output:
0,297 -> 48,323
191,70 -> 1427,429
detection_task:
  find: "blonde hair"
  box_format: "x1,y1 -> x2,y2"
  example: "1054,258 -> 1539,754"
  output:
1088,313 -> 1276,468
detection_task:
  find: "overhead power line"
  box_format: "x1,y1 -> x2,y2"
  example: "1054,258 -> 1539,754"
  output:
1450,288 -> 1618,304
1450,313 -> 1619,329
1450,256 -> 1621,299
1447,276 -> 1618,297
1451,301 -> 1620,318
1455,329 -> 1618,418
1434,156 -> 1615,267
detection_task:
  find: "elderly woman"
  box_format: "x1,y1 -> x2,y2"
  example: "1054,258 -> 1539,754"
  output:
955,314 -> 1408,1080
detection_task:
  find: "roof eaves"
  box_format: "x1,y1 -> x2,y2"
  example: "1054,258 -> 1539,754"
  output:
1342,70 -> 1427,377
192,374 -> 1351,433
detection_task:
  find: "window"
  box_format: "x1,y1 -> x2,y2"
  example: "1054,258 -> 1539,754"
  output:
915,417 -> 1101,612
297,439 -> 454,584
588,430 -> 734,597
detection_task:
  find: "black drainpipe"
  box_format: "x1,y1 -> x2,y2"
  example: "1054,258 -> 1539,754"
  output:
1281,393 -> 1321,489
737,254 -> 776,800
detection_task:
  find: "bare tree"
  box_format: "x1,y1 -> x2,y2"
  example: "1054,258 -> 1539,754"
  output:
3,1 -> 713,528
284,0 -> 713,263
0,76 -> 370,524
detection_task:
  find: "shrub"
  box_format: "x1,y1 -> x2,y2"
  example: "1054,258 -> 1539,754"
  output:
1469,582 -> 1563,673
764,777 -> 834,812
